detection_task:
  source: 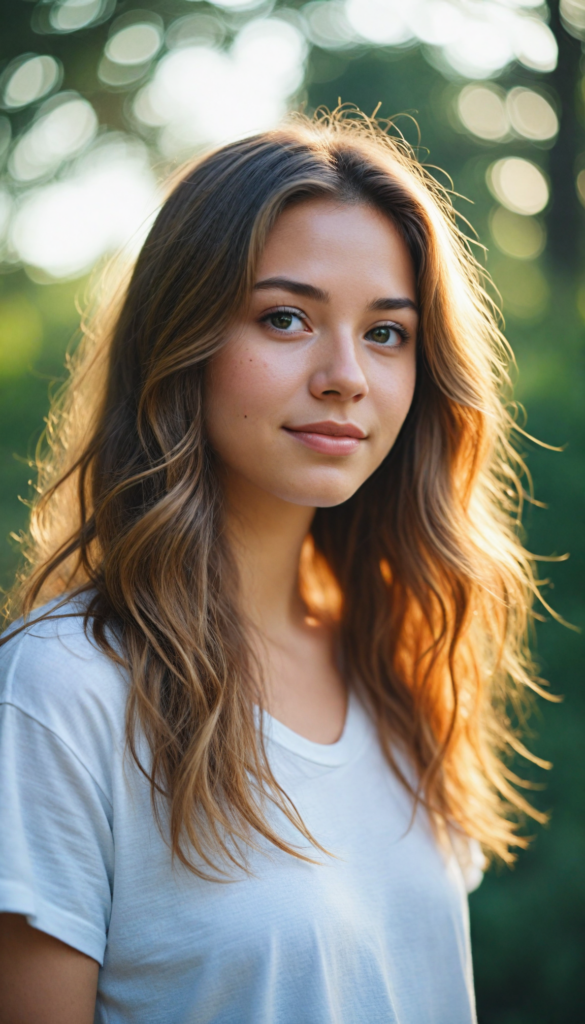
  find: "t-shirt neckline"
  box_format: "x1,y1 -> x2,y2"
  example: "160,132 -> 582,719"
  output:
259,692 -> 370,767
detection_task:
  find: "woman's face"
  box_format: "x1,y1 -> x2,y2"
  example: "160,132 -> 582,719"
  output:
205,198 -> 418,509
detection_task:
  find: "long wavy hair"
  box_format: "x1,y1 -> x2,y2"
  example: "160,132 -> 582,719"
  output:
3,111 -> 552,877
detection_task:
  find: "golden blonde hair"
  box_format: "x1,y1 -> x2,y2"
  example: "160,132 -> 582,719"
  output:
4,112 -> 552,876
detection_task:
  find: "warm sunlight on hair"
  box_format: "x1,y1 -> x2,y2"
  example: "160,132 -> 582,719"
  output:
4,108 -> 555,873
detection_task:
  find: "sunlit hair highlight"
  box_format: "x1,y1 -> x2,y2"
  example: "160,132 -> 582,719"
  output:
3,109 -> 553,875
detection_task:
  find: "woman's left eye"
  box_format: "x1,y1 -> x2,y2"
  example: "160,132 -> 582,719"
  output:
365,324 -> 407,347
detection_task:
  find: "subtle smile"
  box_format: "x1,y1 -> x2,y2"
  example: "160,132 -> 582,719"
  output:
282,420 -> 367,456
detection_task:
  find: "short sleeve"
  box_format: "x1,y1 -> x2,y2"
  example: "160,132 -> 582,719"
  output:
0,703 -> 114,964
449,827 -> 486,894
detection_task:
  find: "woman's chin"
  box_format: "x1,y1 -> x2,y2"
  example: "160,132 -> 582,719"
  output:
272,478 -> 363,509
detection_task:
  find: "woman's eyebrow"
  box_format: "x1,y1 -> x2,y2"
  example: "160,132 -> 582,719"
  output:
368,297 -> 418,314
253,277 -> 418,315
254,277 -> 329,302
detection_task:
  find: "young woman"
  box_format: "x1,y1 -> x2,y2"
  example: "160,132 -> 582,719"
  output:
0,114 -> 546,1024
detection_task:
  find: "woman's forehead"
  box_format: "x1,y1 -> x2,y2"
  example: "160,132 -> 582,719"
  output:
256,199 -> 417,302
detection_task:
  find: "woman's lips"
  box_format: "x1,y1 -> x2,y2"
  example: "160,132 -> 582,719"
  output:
283,422 -> 366,456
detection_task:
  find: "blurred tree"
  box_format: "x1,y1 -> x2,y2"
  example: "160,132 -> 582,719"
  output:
547,0 -> 582,270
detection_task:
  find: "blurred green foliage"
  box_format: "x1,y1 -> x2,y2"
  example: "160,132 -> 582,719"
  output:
1,2 -> 584,1021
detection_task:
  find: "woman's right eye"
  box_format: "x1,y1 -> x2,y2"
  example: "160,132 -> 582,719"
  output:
262,309 -> 306,333
270,312 -> 295,330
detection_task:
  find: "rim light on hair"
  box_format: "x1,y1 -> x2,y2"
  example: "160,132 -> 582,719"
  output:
3,109 -> 554,878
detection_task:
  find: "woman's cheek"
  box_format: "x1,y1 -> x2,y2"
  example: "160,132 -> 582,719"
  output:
218,339 -> 304,421
205,340 -> 290,457
370,365 -> 416,447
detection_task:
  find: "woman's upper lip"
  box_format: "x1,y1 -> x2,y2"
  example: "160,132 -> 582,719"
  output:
283,420 -> 367,439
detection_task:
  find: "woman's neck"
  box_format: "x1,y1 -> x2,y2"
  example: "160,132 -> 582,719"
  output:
222,469 -> 347,743
223,470 -> 315,637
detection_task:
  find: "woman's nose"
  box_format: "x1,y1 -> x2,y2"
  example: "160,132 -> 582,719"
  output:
308,329 -> 369,403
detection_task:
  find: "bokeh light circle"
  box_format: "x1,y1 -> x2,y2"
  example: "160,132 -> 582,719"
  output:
457,86 -> 509,141
506,87 -> 558,141
489,205 -> 545,260
105,23 -> 163,66
1,55 -> 61,110
10,136 -> 159,279
49,0 -> 107,33
8,94 -> 98,183
487,157 -> 549,216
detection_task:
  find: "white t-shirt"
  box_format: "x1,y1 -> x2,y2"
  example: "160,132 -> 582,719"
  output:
0,603 -> 482,1024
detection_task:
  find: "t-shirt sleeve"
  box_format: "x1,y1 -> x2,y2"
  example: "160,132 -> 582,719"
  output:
449,828 -> 486,894
0,702 -> 114,964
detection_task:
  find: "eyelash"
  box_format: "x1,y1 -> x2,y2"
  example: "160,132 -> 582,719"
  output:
259,306 -> 410,347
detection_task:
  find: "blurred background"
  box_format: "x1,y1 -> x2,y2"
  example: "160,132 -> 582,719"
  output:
0,0 -> 583,1019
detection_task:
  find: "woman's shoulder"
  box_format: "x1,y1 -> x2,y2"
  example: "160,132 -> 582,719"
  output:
0,596 -> 129,769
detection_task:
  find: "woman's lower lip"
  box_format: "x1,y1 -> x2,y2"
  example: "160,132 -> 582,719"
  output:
283,429 -> 362,455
